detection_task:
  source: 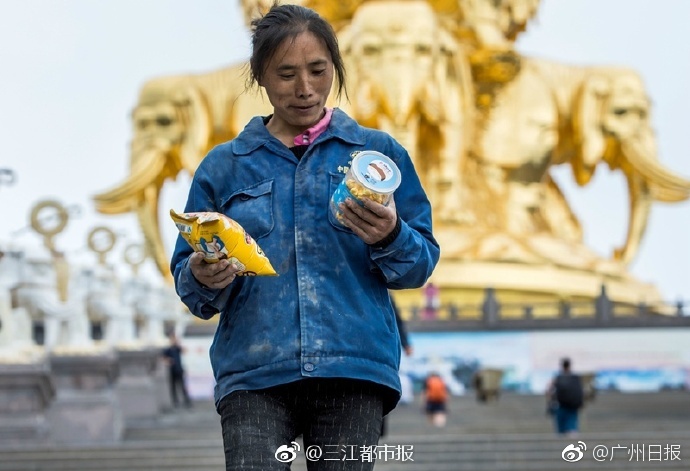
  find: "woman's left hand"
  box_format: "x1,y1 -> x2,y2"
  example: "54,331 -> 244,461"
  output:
338,196 -> 397,245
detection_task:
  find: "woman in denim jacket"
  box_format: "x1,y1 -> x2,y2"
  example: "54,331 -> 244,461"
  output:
171,4 -> 439,470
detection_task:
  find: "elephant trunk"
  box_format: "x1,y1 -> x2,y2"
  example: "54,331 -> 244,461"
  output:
368,62 -> 426,128
390,124 -> 418,159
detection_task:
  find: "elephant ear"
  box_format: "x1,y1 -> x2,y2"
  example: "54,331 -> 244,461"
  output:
336,24 -> 380,125
332,23 -> 353,109
171,80 -> 212,176
571,74 -> 610,186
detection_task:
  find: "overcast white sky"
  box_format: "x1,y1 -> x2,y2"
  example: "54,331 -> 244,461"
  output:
0,0 -> 688,301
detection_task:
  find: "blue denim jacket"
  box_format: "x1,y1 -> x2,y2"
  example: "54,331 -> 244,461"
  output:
171,108 -> 439,412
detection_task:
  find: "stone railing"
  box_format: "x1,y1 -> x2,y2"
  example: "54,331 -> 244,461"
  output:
402,286 -> 689,332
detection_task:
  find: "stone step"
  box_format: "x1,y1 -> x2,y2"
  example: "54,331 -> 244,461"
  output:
2,430 -> 689,470
120,391 -> 690,439
1,391 -> 688,470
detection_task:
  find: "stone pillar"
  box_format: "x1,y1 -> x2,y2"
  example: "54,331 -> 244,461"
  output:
46,350 -> 122,444
595,284 -> 612,325
0,361 -> 55,445
153,352 -> 173,413
115,347 -> 160,422
481,287 -> 500,327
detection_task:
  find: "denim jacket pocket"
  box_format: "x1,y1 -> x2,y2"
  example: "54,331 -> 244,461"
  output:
220,179 -> 274,240
327,172 -> 356,235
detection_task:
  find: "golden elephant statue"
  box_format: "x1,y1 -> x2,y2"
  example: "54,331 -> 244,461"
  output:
426,0 -> 690,282
442,57 -> 690,274
93,65 -> 272,279
93,0 -> 690,300
338,0 -> 473,223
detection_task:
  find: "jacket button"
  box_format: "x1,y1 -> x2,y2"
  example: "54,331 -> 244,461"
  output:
303,362 -> 315,372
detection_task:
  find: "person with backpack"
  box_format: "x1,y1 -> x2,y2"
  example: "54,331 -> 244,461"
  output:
546,357 -> 584,436
423,372 -> 449,427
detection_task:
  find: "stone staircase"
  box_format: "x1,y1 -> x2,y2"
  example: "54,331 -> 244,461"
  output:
1,391 -> 688,470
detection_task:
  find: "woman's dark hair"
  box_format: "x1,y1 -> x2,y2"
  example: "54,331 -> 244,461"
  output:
248,3 -> 347,100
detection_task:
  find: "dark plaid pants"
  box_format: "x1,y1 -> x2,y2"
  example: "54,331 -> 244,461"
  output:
218,378 -> 386,470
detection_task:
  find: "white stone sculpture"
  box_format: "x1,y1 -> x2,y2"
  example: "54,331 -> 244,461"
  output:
0,248 -> 41,361
15,256 -> 96,353
123,278 -> 189,346
86,264 -> 138,349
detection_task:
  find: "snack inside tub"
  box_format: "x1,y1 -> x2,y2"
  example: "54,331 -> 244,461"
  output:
170,209 -> 277,276
330,150 -> 401,224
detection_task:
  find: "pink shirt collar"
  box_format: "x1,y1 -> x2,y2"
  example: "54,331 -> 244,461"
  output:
293,107 -> 333,146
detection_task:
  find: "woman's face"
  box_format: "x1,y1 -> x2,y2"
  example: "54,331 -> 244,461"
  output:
261,31 -> 334,139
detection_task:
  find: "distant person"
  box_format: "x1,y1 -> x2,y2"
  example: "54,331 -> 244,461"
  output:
162,332 -> 193,409
546,357 -> 584,436
422,282 -> 440,319
423,372 -> 448,427
393,296 -> 413,358
472,371 -> 487,402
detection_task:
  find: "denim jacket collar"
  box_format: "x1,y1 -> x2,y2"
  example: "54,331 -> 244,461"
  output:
231,108 -> 365,156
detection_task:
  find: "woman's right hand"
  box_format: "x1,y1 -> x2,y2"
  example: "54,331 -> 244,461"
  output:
189,252 -> 242,289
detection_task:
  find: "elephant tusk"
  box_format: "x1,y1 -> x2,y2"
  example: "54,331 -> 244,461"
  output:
612,134 -> 690,264
649,185 -> 690,203
92,198 -> 136,215
620,138 -> 690,202
92,144 -> 170,214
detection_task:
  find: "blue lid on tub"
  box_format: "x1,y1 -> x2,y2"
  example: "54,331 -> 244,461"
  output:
351,151 -> 401,194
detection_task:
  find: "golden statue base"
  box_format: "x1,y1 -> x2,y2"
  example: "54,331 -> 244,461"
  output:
393,258 -> 670,321
390,226 -> 663,316
433,259 -> 663,304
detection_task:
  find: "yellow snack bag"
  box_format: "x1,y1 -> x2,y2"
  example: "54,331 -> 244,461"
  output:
170,209 -> 278,276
